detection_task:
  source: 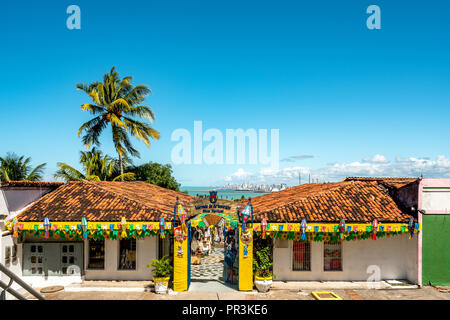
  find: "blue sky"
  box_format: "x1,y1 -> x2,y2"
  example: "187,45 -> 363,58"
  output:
1,0 -> 450,186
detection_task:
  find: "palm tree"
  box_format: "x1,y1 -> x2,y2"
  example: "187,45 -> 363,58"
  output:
77,67 -> 160,180
0,152 -> 46,182
55,148 -> 135,182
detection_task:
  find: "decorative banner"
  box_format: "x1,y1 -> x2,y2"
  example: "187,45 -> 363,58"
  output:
174,226 -> 186,241
300,219 -> 307,241
12,217 -> 18,238
121,217 -> 128,238
261,218 -> 267,239
80,217 -> 88,238
372,219 -> 378,240
159,217 -> 166,239
174,198 -> 188,235
409,218 -> 415,239
43,217 -> 51,239
339,219 -> 345,240
240,199 -> 253,232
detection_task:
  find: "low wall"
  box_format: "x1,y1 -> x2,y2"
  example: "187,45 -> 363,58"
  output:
273,234 -> 418,283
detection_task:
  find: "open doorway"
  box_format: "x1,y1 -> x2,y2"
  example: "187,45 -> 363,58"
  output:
188,220 -> 239,292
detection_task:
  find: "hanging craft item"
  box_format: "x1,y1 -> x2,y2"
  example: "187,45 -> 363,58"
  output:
174,197 -> 188,235
240,199 -> 253,232
243,244 -> 249,258
300,219 -> 307,241
12,217 -> 18,238
261,218 -> 267,239
177,245 -> 184,258
120,217 -> 127,238
43,217 -> 51,239
159,217 -> 166,239
240,229 -> 253,252
372,219 -> 378,240
174,226 -> 186,241
408,218 -> 415,239
339,219 -> 345,240
81,217 -> 88,239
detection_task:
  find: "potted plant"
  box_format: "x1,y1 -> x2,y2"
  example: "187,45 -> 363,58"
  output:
148,255 -> 173,294
253,240 -> 273,292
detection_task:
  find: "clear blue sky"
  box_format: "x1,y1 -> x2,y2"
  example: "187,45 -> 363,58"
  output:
1,0 -> 449,186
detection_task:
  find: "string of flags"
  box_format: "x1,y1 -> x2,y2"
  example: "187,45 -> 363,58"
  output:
251,219 -> 420,242
7,217 -> 173,240
7,217 -> 421,242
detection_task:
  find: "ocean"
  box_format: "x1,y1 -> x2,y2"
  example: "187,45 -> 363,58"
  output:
181,186 -> 268,200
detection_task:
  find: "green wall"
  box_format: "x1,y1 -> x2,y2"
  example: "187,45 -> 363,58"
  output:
422,215 -> 450,286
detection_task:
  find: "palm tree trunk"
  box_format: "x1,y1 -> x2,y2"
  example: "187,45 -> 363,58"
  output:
118,152 -> 124,181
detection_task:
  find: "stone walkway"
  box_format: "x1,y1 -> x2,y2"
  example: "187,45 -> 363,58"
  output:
191,247 -> 225,281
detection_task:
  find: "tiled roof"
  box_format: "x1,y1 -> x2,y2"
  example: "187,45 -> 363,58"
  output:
0,181 -> 64,189
246,181 -> 413,223
17,180 -> 194,222
343,177 -> 418,189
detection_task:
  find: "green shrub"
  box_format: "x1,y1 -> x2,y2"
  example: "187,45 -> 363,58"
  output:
148,255 -> 173,278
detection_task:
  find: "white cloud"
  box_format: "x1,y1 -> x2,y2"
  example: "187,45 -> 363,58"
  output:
362,154 -> 389,163
221,155 -> 450,185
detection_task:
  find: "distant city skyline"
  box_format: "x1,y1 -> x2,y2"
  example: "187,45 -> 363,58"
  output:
2,1 -> 450,186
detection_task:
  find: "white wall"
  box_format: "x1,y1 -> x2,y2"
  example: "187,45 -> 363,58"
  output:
273,234 -> 418,283
84,237 -> 158,281
422,190 -> 450,212
1,188 -> 52,216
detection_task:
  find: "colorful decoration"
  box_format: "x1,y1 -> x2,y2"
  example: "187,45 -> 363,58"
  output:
174,226 -> 186,241
240,199 -> 253,232
339,219 -> 345,240
209,191 -> 218,204
159,217 -> 166,238
177,245 -> 184,257
409,218 -> 415,239
261,218 -> 267,239
81,217 -> 88,238
372,219 -> 378,240
12,218 -> 18,238
43,217 -> 51,239
174,197 -> 188,236
300,219 -> 307,241
120,217 -> 127,238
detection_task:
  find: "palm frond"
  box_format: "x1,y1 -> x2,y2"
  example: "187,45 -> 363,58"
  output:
125,106 -> 155,122
54,163 -> 86,181
112,172 -> 136,181
26,163 -> 47,181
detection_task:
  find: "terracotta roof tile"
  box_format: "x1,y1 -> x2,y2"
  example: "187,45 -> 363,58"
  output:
245,181 -> 412,223
17,180 -> 194,222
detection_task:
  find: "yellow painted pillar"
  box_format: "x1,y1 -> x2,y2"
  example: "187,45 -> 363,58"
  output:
173,237 -> 188,291
238,226 -> 253,291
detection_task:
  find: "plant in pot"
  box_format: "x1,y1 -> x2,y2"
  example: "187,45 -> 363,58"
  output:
253,237 -> 273,292
148,255 -> 173,294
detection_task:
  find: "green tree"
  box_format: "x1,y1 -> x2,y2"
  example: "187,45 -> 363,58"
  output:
0,152 -> 47,182
55,148 -> 135,182
128,162 -> 180,191
77,67 -> 160,180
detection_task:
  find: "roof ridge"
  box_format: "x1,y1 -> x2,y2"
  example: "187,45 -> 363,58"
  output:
257,181 -> 374,214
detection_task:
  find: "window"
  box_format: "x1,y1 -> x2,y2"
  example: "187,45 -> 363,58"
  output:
324,242 -> 342,271
119,239 -> 136,270
88,240 -> 105,269
292,241 -> 311,271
